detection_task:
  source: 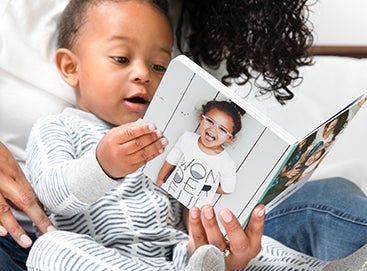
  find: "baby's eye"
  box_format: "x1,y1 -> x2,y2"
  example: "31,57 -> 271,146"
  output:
151,64 -> 167,72
113,56 -> 129,64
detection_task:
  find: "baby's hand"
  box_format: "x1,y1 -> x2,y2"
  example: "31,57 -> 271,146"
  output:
96,120 -> 167,178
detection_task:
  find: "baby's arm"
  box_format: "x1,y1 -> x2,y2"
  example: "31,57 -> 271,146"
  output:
97,121 -> 167,179
27,117 -> 99,215
27,118 -> 166,216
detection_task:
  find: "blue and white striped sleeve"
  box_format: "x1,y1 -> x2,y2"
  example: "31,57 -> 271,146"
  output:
26,116 -> 122,215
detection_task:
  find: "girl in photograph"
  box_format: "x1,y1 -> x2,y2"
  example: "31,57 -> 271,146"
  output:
157,100 -> 245,208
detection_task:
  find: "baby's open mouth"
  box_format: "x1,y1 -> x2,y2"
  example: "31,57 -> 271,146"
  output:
126,97 -> 150,104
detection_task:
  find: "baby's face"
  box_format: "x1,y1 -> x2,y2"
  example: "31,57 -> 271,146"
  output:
199,108 -> 235,151
72,1 -> 173,125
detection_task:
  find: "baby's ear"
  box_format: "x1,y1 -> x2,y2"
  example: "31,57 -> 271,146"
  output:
55,48 -> 79,87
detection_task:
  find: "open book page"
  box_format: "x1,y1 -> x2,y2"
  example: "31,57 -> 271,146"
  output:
261,97 -> 366,212
142,55 -> 366,229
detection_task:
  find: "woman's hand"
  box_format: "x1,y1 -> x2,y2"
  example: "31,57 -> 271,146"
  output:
0,142 -> 55,248
188,204 -> 265,271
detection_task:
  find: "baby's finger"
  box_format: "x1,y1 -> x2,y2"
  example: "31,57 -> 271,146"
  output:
124,130 -> 167,156
127,136 -> 168,165
114,122 -> 159,145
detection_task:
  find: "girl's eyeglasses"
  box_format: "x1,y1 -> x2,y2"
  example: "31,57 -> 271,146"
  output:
201,115 -> 233,138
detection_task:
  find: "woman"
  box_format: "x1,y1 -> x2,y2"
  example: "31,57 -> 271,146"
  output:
0,0 -> 366,270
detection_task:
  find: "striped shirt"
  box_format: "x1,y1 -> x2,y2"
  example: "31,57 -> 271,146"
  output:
26,108 -> 326,271
26,108 -> 189,270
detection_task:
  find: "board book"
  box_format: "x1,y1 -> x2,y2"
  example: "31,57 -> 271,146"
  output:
142,55 -> 365,228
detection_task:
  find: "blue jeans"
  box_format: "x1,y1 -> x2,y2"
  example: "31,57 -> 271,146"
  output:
1,178 -> 366,267
265,177 -> 367,261
0,232 -> 37,271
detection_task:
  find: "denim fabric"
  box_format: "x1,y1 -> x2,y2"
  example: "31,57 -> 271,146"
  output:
0,232 -> 37,271
265,177 -> 367,261
1,177 -> 366,268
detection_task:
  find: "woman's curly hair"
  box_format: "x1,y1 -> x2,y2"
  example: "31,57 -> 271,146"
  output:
176,0 -> 314,104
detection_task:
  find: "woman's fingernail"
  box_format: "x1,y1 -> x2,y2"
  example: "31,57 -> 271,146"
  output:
20,234 -> 33,247
258,206 -> 265,217
161,137 -> 168,146
0,225 -> 8,236
47,225 -> 57,232
203,206 -> 214,220
190,208 -> 200,220
220,208 -> 233,223
155,130 -> 163,137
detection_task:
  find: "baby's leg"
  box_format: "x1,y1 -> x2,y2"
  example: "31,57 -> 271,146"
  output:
244,236 -> 328,271
245,236 -> 367,271
184,244 -> 225,271
26,231 -> 171,271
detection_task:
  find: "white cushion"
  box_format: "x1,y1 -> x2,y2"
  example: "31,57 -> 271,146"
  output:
0,0 -> 74,165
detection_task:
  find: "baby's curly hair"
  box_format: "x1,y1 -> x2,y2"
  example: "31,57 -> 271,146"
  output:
57,0 -> 169,50
176,0 -> 314,104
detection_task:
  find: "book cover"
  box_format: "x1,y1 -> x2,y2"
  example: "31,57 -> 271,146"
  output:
142,55 -> 365,228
